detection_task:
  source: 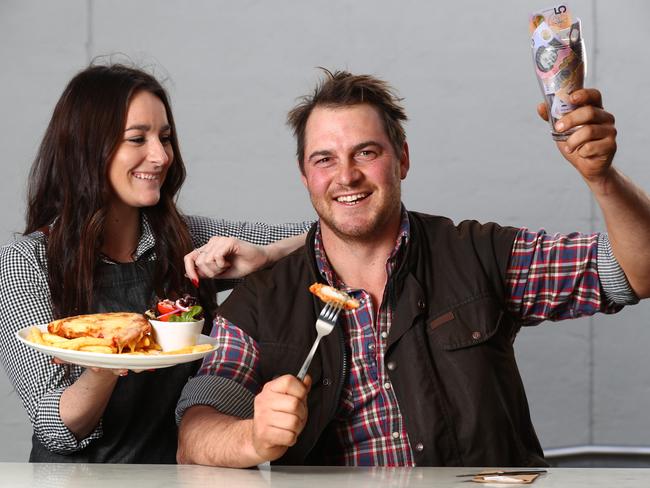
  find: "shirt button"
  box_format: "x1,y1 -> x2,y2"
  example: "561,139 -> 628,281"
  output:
322,378 -> 331,386
415,442 -> 424,452
368,343 -> 375,351
472,331 -> 482,340
381,331 -> 388,339
417,299 -> 426,310
384,382 -> 392,390
386,361 -> 397,371
392,432 -> 400,439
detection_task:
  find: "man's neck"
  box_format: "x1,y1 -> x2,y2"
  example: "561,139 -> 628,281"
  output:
320,217 -> 402,308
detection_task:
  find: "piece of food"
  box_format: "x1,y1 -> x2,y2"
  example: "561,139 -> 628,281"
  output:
42,333 -> 69,344
48,312 -> 152,353
162,343 -> 214,355
28,327 -> 46,345
145,295 -> 203,322
156,300 -> 177,316
309,283 -> 360,310
54,336 -> 114,350
79,345 -> 115,354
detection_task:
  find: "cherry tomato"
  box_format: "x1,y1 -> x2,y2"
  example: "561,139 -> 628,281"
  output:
157,300 -> 176,315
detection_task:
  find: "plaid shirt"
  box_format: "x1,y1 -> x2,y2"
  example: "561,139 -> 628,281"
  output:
192,210 -> 635,466
315,213 -> 413,466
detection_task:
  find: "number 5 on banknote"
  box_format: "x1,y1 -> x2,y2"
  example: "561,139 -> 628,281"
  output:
529,4 -> 586,141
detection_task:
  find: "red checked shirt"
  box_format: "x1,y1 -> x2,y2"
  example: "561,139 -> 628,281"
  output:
198,210 -> 627,466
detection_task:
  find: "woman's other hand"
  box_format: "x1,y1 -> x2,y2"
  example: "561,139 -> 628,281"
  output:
184,237 -> 271,282
184,233 -> 307,284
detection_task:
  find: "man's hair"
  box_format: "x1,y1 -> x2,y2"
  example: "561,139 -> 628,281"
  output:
287,69 -> 408,171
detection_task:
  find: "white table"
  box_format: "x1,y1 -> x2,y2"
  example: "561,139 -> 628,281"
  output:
2,463 -> 649,488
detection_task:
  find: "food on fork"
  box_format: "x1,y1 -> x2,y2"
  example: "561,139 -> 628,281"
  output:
309,283 -> 360,310
47,312 -> 154,353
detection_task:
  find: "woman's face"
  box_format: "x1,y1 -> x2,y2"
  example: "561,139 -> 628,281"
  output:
107,90 -> 173,209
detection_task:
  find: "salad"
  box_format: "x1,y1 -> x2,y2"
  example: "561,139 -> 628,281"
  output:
145,295 -> 204,322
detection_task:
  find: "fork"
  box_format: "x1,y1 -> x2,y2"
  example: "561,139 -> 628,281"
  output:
296,302 -> 343,380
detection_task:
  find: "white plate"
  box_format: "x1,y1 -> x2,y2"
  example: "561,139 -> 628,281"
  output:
16,324 -> 217,370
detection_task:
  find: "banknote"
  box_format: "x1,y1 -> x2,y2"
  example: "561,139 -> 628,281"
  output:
530,4 -> 585,140
529,4 -> 573,35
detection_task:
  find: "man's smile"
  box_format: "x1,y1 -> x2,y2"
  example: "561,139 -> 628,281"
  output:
334,192 -> 370,205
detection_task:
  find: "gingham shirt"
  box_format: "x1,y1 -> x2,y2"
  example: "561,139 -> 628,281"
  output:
178,209 -> 637,466
0,215 -> 311,454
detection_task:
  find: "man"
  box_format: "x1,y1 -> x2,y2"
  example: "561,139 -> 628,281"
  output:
176,71 -> 650,467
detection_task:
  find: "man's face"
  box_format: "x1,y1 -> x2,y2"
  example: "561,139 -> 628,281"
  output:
301,104 -> 409,243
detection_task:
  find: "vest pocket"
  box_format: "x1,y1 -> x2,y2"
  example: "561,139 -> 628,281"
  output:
426,294 -> 504,350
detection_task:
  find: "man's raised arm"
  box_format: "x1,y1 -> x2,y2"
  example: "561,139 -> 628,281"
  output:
539,88 -> 650,298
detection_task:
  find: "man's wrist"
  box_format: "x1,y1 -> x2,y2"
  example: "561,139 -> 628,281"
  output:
583,165 -> 619,196
242,419 -> 271,466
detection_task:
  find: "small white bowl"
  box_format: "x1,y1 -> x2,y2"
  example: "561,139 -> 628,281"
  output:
149,318 -> 205,352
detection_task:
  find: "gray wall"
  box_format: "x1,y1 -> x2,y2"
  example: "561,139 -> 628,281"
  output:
1,0 -> 648,462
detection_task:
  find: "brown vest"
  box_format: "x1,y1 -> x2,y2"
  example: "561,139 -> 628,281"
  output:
219,211 -> 546,467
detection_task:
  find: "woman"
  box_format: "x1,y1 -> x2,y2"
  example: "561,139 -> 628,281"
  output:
0,64 -> 310,463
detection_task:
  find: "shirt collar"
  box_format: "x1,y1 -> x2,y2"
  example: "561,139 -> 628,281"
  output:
314,205 -> 410,288
133,212 -> 156,260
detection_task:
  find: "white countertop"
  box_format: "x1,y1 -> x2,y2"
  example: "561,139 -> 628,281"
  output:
2,463 -> 649,488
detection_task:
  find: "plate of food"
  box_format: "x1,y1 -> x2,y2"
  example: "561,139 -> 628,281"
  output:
16,310 -> 217,370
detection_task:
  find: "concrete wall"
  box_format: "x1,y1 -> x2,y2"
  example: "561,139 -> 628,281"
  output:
1,0 -> 649,461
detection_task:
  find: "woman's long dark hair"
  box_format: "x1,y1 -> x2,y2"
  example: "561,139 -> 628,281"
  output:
25,64 -> 195,318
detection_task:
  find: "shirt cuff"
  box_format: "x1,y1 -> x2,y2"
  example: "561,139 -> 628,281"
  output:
34,387 -> 103,454
598,233 -> 639,305
176,375 -> 255,425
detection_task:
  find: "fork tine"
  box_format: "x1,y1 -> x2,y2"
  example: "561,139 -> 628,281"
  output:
320,302 -> 335,317
323,303 -> 335,320
324,302 -> 342,320
321,302 -> 340,322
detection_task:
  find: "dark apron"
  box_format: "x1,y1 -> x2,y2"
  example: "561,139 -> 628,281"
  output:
30,260 -> 201,463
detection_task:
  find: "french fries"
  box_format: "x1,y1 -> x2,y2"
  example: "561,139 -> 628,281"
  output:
79,345 -> 115,354
54,337 -> 113,350
162,343 -> 214,355
26,327 -> 213,356
42,333 -> 69,344
27,327 -> 45,345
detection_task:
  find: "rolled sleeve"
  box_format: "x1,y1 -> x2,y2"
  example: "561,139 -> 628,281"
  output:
35,387 -> 103,454
506,229 -> 622,324
176,316 -> 260,424
597,233 -> 639,305
175,376 -> 254,424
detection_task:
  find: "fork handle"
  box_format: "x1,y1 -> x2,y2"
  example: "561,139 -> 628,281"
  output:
296,335 -> 322,381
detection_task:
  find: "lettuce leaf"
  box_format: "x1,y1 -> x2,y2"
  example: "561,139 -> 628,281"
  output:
167,305 -> 203,322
